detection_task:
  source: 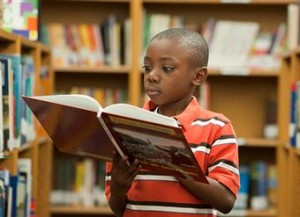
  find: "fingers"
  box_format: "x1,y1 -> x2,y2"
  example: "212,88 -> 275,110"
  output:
128,159 -> 141,176
113,150 -> 128,168
112,150 -> 140,177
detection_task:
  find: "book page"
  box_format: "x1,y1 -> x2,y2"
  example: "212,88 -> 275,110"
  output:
101,112 -> 208,183
104,103 -> 178,127
29,94 -> 102,112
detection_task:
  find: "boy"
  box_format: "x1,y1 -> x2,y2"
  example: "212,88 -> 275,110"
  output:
105,28 -> 240,217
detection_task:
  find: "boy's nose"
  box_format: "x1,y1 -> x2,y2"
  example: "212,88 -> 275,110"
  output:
147,69 -> 160,83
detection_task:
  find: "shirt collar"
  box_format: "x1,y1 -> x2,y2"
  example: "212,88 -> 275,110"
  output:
143,96 -> 201,130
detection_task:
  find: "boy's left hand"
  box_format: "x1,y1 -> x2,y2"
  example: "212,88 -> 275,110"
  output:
110,151 -> 141,196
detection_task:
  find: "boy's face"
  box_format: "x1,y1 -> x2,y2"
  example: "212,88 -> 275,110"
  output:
143,38 -> 198,114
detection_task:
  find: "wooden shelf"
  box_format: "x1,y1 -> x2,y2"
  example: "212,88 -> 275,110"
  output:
40,1 -> 295,217
0,29 -> 54,217
143,0 -> 296,4
237,137 -> 280,147
295,148 -> 300,157
219,208 -> 276,216
18,142 -> 35,153
246,209 -> 276,216
208,68 -> 279,77
59,0 -> 130,2
0,29 -> 19,42
53,66 -> 130,74
20,37 -> 38,49
51,206 -> 113,214
39,43 -> 51,53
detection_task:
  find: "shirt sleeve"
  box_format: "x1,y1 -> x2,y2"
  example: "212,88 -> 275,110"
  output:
207,121 -> 240,196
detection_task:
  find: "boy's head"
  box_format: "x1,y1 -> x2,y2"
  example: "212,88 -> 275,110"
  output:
151,28 -> 209,67
143,28 -> 209,116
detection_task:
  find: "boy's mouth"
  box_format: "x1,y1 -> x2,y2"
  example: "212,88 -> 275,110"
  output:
146,87 -> 161,96
147,90 -> 160,96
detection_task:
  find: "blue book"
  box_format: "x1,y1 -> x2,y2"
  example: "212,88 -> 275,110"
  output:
235,164 -> 250,210
9,175 -> 18,217
250,161 -> 268,210
290,82 -> 297,147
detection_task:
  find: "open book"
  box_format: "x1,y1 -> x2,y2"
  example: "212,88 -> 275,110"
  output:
23,94 -> 208,183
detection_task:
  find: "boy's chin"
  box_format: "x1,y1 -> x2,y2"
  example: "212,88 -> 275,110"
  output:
148,97 -> 163,106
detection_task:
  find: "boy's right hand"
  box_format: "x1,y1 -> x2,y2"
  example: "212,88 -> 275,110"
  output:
110,150 -> 141,196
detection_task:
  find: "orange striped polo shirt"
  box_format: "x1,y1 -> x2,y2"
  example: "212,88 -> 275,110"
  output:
105,97 -> 240,217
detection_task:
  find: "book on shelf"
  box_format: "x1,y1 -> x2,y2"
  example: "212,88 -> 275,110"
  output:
249,161 -> 268,211
17,159 -> 32,217
288,3 -> 300,50
208,20 -> 259,70
0,57 -> 4,153
0,54 -> 22,148
0,169 -> 12,217
234,164 -> 250,210
0,57 -> 14,151
0,179 -> 5,216
2,0 -> 40,41
23,94 -> 208,183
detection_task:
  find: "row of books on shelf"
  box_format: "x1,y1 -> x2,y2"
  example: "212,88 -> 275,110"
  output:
51,156 -> 107,207
233,161 -> 277,212
0,50 -> 52,153
44,11 -> 291,72
43,14 -> 131,68
143,12 -> 288,72
0,54 -> 34,153
0,158 -> 34,217
49,157 -> 276,213
66,86 -> 128,108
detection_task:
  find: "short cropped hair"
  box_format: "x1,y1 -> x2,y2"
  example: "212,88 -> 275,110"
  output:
151,28 -> 209,67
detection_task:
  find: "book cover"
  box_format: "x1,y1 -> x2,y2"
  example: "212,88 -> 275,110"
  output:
0,179 -> 5,217
249,161 -> 268,210
9,175 -> 18,217
0,57 -> 14,151
0,169 -> 12,217
22,94 -> 208,183
2,0 -> 39,41
18,159 -> 32,217
0,58 -> 4,153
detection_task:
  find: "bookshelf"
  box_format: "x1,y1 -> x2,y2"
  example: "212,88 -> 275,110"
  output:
281,48 -> 300,217
0,30 -> 53,217
39,0 -> 297,216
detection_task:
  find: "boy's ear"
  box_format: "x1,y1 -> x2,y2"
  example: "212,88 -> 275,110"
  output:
193,67 -> 208,86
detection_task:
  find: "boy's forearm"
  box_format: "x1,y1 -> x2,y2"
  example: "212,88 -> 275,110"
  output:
178,177 -> 236,214
109,192 -> 127,217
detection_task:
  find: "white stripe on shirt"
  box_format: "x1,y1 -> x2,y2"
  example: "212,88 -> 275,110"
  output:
208,161 -> 239,175
191,118 -> 225,127
212,138 -> 238,147
126,203 -> 218,215
105,174 -> 178,182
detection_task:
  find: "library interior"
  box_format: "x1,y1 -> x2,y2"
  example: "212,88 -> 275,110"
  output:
0,0 -> 300,217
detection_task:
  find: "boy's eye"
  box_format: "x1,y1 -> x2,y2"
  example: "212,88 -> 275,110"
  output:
142,65 -> 152,73
162,66 -> 174,72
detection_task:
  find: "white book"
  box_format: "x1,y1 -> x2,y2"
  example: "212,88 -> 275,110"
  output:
209,20 -> 259,70
18,159 -> 32,217
288,4 -> 300,50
